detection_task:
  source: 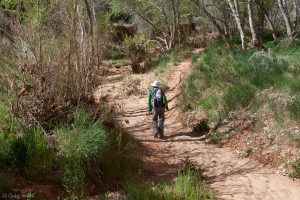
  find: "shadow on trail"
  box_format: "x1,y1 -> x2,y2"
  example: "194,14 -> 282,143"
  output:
166,131 -> 208,139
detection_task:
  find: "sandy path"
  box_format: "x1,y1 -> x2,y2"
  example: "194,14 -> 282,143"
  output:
97,57 -> 300,200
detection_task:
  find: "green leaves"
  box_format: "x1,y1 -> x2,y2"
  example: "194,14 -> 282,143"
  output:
57,109 -> 109,161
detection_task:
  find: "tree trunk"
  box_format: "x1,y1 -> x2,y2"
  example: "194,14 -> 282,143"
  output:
248,0 -> 259,47
227,0 -> 247,49
278,0 -> 293,39
195,0 -> 232,49
84,0 -> 95,57
265,13 -> 277,40
294,0 -> 300,28
255,0 -> 277,40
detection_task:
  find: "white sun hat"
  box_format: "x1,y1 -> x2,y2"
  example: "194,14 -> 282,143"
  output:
150,80 -> 160,87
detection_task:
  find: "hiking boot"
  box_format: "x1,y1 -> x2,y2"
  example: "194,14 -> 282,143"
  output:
158,134 -> 165,139
154,133 -> 159,138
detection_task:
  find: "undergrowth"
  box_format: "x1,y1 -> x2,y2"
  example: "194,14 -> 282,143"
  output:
289,159 -> 300,178
57,109 -> 109,193
148,47 -> 194,76
125,159 -> 215,200
180,39 -> 300,123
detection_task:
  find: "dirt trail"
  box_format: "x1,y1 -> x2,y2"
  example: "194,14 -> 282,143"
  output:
96,55 -> 300,200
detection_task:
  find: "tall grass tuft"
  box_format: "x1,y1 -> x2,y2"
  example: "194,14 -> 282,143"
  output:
57,109 -> 109,193
224,82 -> 256,110
10,128 -> 54,177
287,97 -> 300,121
180,39 -> 300,124
125,159 -> 215,200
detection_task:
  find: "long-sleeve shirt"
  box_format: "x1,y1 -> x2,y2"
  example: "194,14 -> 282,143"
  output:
147,87 -> 168,110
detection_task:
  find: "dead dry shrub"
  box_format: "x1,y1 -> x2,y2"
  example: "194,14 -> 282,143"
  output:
1,1 -> 106,129
122,75 -> 142,96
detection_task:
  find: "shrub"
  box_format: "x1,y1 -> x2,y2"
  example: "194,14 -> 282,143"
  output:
1,0 -> 102,129
287,97 -> 300,121
10,128 -> 53,177
123,75 -> 142,96
57,109 -> 109,193
124,34 -> 148,73
224,82 -> 256,110
57,110 -> 108,161
247,50 -> 288,88
289,160 -> 300,178
290,75 -> 300,93
62,158 -> 86,194
0,134 -> 12,168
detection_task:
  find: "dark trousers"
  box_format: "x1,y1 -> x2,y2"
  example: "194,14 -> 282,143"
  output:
152,107 -> 165,136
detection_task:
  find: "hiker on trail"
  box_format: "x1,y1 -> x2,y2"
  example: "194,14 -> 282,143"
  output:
147,80 -> 169,139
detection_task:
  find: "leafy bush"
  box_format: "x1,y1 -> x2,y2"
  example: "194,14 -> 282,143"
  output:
124,34 -> 147,73
125,160 -> 215,200
62,158 -> 86,194
180,39 -> 299,125
247,50 -> 288,88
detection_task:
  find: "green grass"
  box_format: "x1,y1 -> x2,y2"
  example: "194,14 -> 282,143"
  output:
100,128 -> 141,183
125,162 -> 215,200
224,82 -> 256,110
57,109 -> 109,193
287,96 -> 300,121
180,38 -> 300,124
147,47 -> 194,76
0,105 -> 53,177
10,128 -> 54,177
103,59 -> 131,68
289,159 -> 300,178
57,109 -> 109,161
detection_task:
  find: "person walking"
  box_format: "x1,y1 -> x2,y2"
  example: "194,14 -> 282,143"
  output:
147,80 -> 169,139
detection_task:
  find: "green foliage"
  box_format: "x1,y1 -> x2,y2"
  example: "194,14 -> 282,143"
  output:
181,39 -> 300,124
57,109 -> 108,161
57,109 -> 109,193
246,50 -> 288,88
62,158 -> 86,194
100,129 -> 140,182
125,164 -> 215,200
289,160 -> 300,178
209,132 -> 225,147
224,82 -> 256,110
0,133 -> 12,168
124,34 -> 148,73
290,75 -> 300,94
287,97 -> 300,121
147,48 -> 194,76
10,128 -> 53,177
